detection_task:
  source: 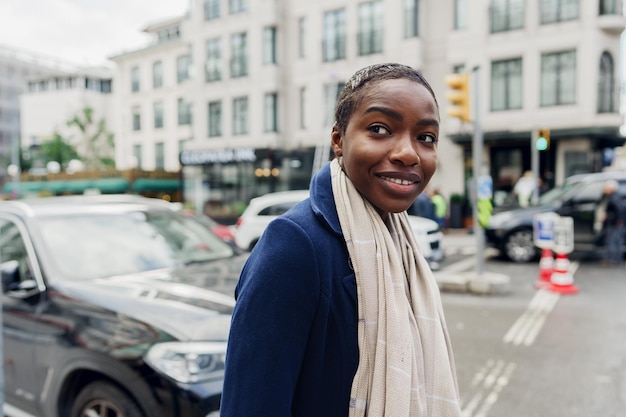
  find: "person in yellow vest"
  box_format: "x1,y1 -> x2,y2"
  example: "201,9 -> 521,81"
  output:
431,188 -> 447,231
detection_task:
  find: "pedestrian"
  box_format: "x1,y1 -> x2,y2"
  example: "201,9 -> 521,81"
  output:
431,187 -> 448,230
513,170 -> 536,207
595,179 -> 625,266
408,186 -> 436,220
220,63 -> 461,417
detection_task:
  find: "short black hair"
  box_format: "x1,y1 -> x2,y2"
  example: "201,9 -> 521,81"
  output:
334,63 -> 438,133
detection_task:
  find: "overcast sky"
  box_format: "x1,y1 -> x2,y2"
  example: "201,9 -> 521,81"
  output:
0,0 -> 189,67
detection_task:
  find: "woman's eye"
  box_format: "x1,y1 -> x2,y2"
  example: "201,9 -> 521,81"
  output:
368,125 -> 390,135
419,134 -> 438,144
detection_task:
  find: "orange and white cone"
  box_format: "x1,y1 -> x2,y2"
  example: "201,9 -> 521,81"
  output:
548,252 -> 579,295
535,247 -> 553,289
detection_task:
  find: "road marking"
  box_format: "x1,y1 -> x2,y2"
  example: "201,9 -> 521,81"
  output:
461,359 -> 517,417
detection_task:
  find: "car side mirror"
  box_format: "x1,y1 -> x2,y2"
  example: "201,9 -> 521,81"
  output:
1,260 -> 21,292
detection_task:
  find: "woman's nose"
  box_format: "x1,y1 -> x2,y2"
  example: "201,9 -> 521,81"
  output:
390,135 -> 420,166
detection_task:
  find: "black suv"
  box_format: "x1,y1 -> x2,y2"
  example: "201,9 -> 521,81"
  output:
0,195 -> 247,417
485,171 -> 626,262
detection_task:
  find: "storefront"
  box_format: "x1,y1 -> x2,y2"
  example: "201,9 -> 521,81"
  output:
179,146 -> 317,223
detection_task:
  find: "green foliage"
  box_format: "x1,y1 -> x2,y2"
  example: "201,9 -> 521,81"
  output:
39,133 -> 79,167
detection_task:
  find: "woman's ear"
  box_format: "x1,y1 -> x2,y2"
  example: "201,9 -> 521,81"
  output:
331,124 -> 343,157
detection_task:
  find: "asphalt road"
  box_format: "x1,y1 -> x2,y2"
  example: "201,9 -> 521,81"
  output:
438,232 -> 626,417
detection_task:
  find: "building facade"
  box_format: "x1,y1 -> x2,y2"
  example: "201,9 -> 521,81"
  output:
109,0 -> 626,220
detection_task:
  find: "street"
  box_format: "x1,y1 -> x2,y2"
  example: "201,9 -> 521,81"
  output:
439,232 -> 626,417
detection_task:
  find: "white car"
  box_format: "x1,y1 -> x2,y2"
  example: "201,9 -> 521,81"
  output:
234,190 -> 444,269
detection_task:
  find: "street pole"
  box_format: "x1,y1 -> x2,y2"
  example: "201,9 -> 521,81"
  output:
471,66 -> 485,276
531,129 -> 539,205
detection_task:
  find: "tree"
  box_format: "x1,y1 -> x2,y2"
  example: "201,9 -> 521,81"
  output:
40,132 -> 79,168
66,107 -> 115,170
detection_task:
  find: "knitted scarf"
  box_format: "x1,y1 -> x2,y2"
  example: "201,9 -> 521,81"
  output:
330,159 -> 461,417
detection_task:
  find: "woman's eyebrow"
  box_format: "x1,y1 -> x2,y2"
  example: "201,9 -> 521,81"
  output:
362,106 -> 403,121
417,118 -> 439,128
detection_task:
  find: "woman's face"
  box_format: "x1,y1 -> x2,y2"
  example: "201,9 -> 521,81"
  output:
332,78 -> 439,220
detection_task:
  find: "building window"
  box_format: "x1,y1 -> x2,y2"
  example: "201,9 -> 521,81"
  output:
298,17 -> 307,58
263,26 -> 277,65
208,100 -> 222,137
131,66 -> 140,92
598,51 -> 615,113
454,0 -> 468,29
490,0 -> 525,33
101,80 -> 112,93
132,106 -> 141,131
233,96 -> 249,135
324,82 -> 345,126
133,144 -> 142,169
230,0 -> 246,14
491,58 -> 523,111
540,0 -> 579,24
231,32 -> 248,77
205,38 -> 222,82
155,142 -> 165,170
177,54 -> 191,83
299,87 -> 306,129
358,0 -> 384,56
154,101 -> 164,128
404,0 -> 419,38
600,0 -> 619,14
323,9 -> 346,62
540,49 -> 576,106
153,61 -> 163,88
178,98 -> 192,125
264,92 -> 278,132
204,0 -> 220,20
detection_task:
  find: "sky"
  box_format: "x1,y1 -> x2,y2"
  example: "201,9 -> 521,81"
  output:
0,0 -> 189,67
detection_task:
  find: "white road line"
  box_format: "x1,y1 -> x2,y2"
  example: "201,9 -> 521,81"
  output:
462,359 -> 517,417
503,289 -> 560,346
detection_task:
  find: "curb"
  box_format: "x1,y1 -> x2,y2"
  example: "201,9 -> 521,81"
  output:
436,271 -> 511,295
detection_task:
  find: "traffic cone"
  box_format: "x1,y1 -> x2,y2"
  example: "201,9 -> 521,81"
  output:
534,247 -> 553,289
548,252 -> 579,294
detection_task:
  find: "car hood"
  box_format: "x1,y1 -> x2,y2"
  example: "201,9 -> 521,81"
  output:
489,205 -> 556,226
50,254 -> 248,342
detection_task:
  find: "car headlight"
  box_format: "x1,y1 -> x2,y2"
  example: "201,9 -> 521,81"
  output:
488,211 -> 514,229
145,342 -> 227,383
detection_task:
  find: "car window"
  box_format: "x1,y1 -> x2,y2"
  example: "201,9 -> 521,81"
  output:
37,209 -> 234,281
258,202 -> 298,216
568,181 -> 604,203
0,218 -> 35,286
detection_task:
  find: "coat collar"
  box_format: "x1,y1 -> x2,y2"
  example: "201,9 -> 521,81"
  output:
309,162 -> 343,237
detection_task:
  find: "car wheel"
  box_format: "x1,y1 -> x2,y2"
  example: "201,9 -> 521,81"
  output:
504,229 -> 537,263
70,381 -> 144,417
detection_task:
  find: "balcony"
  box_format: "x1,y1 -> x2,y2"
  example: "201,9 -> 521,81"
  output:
597,14 -> 626,34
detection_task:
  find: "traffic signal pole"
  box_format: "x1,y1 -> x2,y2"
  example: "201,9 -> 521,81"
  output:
531,128 -> 539,206
471,66 -> 485,276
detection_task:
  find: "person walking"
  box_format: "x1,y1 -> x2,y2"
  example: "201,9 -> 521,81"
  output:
220,63 -> 461,417
431,187 -> 448,230
596,179 -> 625,266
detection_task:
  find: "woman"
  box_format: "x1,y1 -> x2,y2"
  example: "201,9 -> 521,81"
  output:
221,63 -> 461,417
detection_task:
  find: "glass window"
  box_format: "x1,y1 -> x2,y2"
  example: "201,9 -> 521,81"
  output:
208,100 -> 222,137
131,66 -> 140,92
132,106 -> 141,131
454,0 -> 468,29
177,54 -> 192,84
205,38 -> 222,82
0,218 -> 35,287
204,0 -> 220,20
540,0 -> 579,24
298,17 -> 307,58
178,98 -> 192,125
324,82 -> 345,126
231,33 -> 248,77
133,144 -> 143,169
322,9 -> 346,62
404,0 -> 419,38
600,0 -> 619,14
229,0 -> 246,14
490,0 -> 525,33
264,92 -> 278,132
540,49 -> 576,106
155,142 -> 165,170
358,0 -> 384,56
154,101 -> 164,128
263,26 -> 277,65
598,51 -> 615,113
233,96 -> 249,135
153,61 -> 163,88
491,58 -> 523,111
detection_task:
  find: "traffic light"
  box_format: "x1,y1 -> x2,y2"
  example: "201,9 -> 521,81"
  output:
445,73 -> 470,122
536,129 -> 551,151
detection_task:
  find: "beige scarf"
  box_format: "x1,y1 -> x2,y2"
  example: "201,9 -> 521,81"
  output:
330,159 -> 461,417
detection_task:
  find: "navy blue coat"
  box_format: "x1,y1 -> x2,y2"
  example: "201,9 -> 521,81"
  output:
221,162 -> 359,417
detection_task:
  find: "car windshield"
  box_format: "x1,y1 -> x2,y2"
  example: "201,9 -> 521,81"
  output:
38,209 -> 234,280
535,180 -> 581,206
